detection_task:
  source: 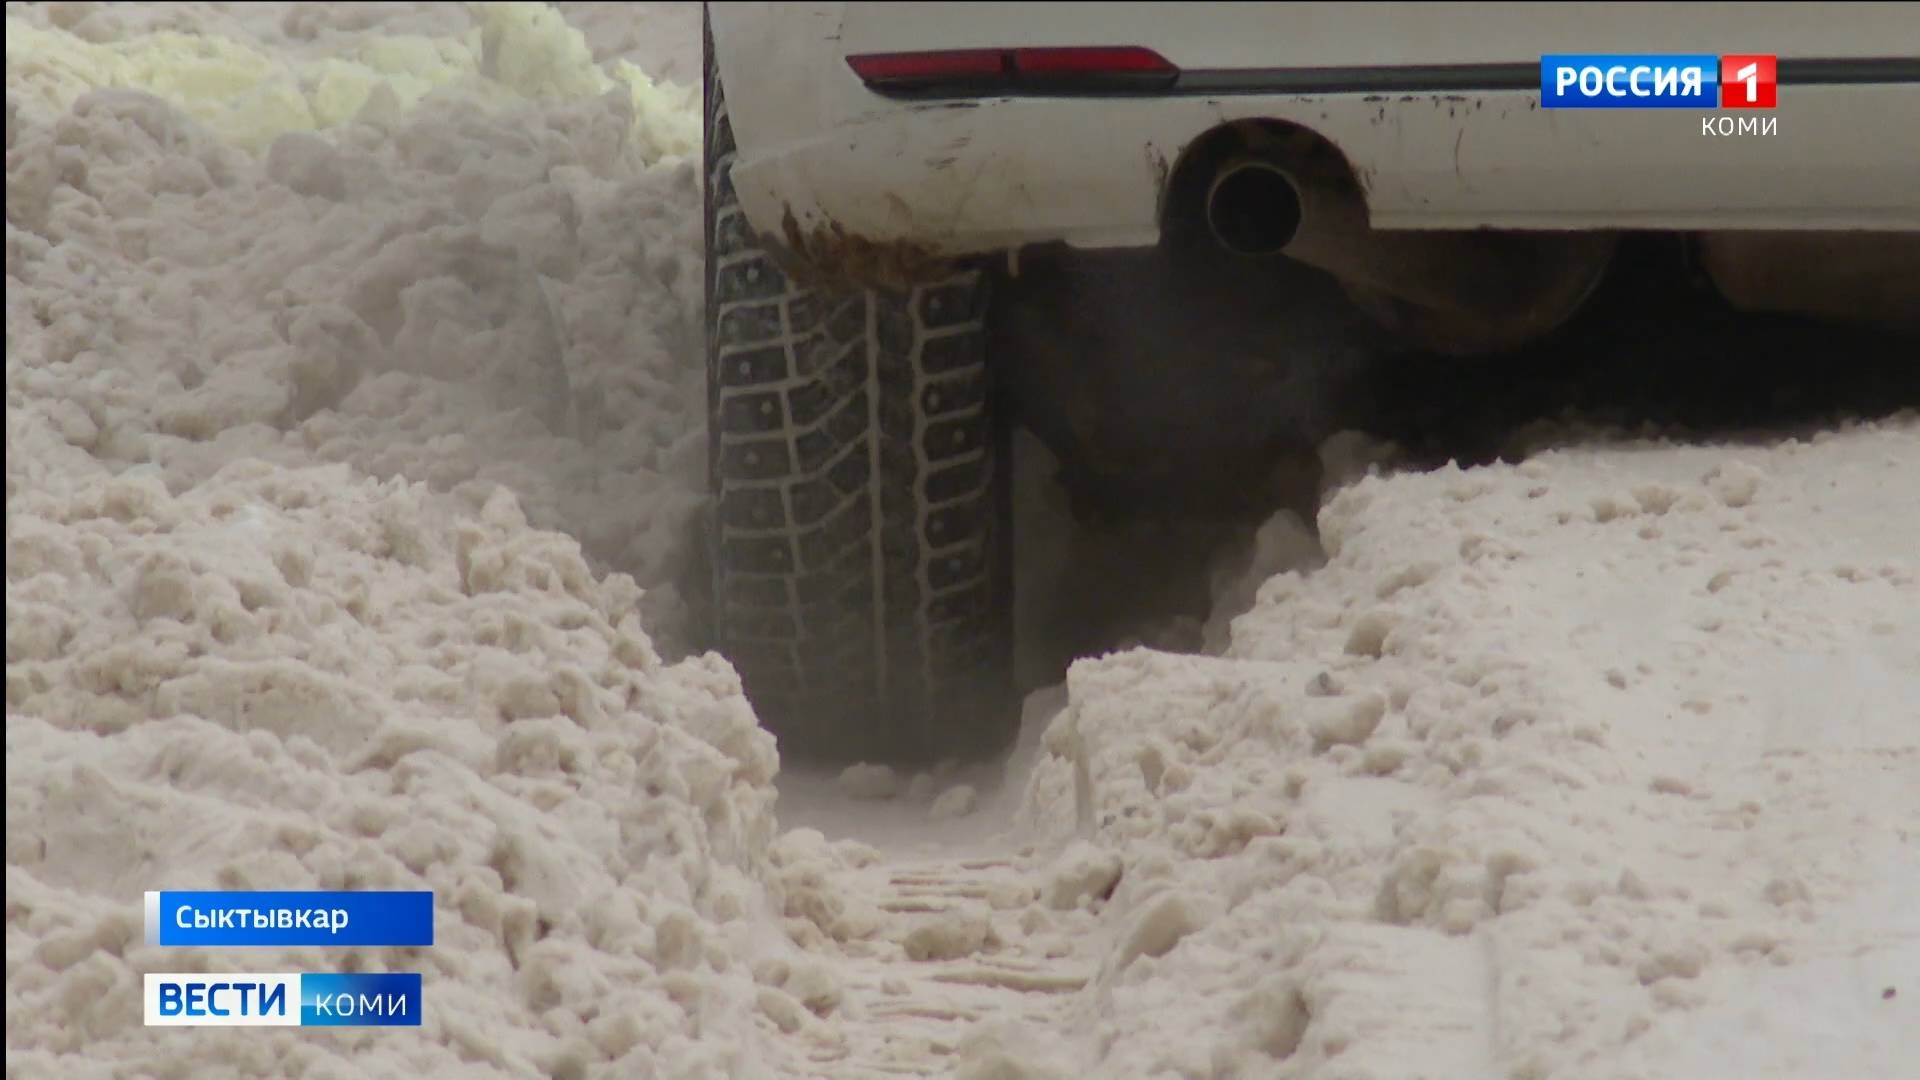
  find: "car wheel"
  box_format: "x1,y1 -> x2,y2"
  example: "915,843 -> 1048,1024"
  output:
704,27 -> 1016,763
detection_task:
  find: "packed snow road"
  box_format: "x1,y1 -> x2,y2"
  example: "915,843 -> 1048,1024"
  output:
5,4 -> 1916,1080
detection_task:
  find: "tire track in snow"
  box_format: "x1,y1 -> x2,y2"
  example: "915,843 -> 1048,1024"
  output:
766,847 -> 1096,1078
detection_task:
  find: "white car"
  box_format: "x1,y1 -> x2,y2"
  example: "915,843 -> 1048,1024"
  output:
703,2 -> 1920,759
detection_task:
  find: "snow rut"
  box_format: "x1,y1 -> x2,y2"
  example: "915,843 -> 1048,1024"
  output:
773,854 -> 1092,1078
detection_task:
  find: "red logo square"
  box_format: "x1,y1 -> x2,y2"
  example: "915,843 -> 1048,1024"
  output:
1721,54 -> 1777,108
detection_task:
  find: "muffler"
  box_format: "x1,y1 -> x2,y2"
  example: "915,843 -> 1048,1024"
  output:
1202,155 -> 1617,354
1205,161 -> 1303,256
1696,231 -> 1920,336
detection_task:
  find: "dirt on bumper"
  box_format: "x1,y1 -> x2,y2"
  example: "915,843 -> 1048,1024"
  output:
773,205 -> 962,292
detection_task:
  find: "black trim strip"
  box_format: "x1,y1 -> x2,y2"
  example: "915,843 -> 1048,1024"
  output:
867,57 -> 1920,100
1176,63 -> 1536,95
1777,57 -> 1920,84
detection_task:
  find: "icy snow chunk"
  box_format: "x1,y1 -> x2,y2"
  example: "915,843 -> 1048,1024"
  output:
902,912 -> 992,961
1229,974 -> 1312,1060
930,784 -> 978,820
836,762 -> 901,800
126,549 -> 196,622
1344,610 -> 1399,658
264,130 -> 345,200
1045,841 -> 1123,911
782,959 -> 843,1017
1374,560 -> 1441,599
1112,891 -> 1215,971
1704,460 -> 1767,508
955,1022 -> 1075,1080
1307,692 -> 1388,752
756,986 -> 806,1034
906,771 -> 939,802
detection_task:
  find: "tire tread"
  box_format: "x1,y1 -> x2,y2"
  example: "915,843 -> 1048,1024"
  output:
704,25 -> 1011,761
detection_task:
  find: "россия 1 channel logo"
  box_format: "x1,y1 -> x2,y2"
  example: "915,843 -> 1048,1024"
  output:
1541,54 -> 1778,108
142,890 -> 431,1028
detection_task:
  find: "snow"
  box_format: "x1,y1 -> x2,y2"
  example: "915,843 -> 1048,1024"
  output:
7,4 -> 783,1077
1009,425 -> 1920,1079
7,4 -> 1917,1080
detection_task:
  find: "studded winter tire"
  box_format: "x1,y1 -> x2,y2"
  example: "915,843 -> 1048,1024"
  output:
703,30 -> 1016,763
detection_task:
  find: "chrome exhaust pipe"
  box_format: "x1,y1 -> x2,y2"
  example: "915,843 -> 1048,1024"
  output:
1204,160 -> 1303,256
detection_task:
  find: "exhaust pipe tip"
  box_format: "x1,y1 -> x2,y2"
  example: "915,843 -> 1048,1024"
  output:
1204,160 -> 1303,256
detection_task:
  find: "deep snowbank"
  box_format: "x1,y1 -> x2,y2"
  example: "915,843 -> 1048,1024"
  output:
1014,421 -> 1919,1079
7,4 -> 801,1077
6,0 -> 707,598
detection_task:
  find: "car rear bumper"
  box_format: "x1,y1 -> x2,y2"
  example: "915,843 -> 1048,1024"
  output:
711,3 -> 1920,263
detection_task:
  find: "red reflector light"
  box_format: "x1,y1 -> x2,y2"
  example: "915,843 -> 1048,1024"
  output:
846,49 -> 1006,83
1011,46 -> 1175,75
847,46 -> 1178,95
